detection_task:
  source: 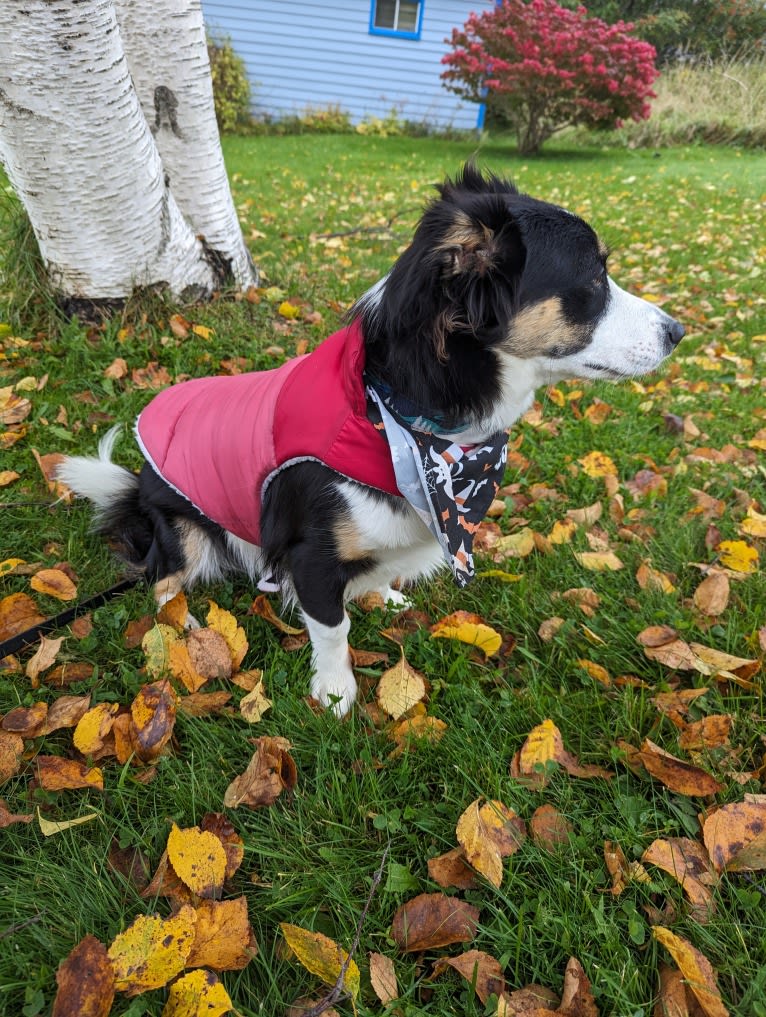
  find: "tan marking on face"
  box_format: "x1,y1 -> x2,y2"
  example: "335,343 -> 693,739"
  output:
505,296 -> 586,358
334,515 -> 369,562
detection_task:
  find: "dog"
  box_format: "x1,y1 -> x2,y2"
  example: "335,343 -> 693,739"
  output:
58,164 -> 683,717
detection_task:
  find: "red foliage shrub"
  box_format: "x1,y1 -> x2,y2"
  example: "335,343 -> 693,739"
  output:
441,0 -> 659,153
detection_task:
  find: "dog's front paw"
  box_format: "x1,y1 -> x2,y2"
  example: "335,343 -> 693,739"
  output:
381,586 -> 411,609
310,669 -> 357,718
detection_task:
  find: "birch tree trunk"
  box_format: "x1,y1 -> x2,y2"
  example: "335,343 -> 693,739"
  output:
0,0 -> 256,304
116,0 -> 257,289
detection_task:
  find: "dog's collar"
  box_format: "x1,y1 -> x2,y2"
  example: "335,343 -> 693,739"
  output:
366,384 -> 508,587
365,375 -> 469,438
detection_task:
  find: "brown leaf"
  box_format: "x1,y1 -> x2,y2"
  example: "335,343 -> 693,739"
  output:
70,614 -> 93,639
0,731 -> 25,783
186,896 -> 258,969
642,838 -> 717,917
0,591 -> 45,642
604,841 -> 651,895
679,715 -> 732,751
41,694 -> 91,735
177,691 -> 233,717
200,812 -> 245,880
0,798 -> 34,826
530,804 -> 574,852
651,689 -> 710,727
390,892 -> 480,952
652,927 -> 729,1017
369,951 -> 399,1004
427,847 -> 478,889
124,614 -> 154,649
538,617 -> 566,641
130,680 -> 177,762
654,965 -> 706,1017
130,361 -> 172,390
432,949 -> 505,1005
223,736 -> 297,808
26,635 -> 65,682
638,740 -> 724,797
140,849 -> 192,904
51,934 -> 115,1017
30,568 -> 77,602
43,661 -> 94,688
388,713 -> 448,756
186,628 -> 233,682
499,984 -> 561,1015
625,469 -> 667,500
638,625 -> 680,648
2,701 -> 48,737
702,798 -> 766,872
558,956 -> 599,1016
34,755 -> 104,791
103,357 -> 128,380
107,841 -> 150,893
693,574 -> 730,617
249,594 -> 305,635
456,798 -> 526,887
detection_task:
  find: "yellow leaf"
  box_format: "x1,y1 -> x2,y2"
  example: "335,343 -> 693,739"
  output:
161,969 -> 232,1017
376,649 -> 426,719
495,528 -> 535,558
191,324 -> 214,340
37,807 -> 99,837
108,906 -> 197,997
206,601 -> 248,669
739,508 -> 766,539
0,471 -> 20,488
549,519 -> 577,545
578,451 -> 618,477
576,659 -> 611,686
73,702 -> 120,755
456,799 -> 526,887
278,300 -> 301,319
652,927 -> 729,1017
518,718 -> 561,771
430,611 -> 502,657
0,557 -> 25,575
717,540 -> 758,574
167,823 -> 227,899
142,623 -> 180,677
239,680 -> 273,723
574,550 -> 624,571
476,569 -> 523,582
280,923 -> 360,1005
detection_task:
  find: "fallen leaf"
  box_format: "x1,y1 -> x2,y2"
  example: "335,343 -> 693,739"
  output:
168,642 -> 208,693
702,799 -> 766,873
2,700 -> 48,736
0,470 -> 20,487
223,735 -> 297,808
130,680 -> 177,762
200,812 -> 245,880
642,838 -> 716,916
177,691 -> 232,717
679,715 -> 732,751
41,694 -> 91,735
432,949 -> 505,1005
498,984 -> 560,1015
549,519 -> 578,544
142,624 -> 180,678
717,539 -> 758,574
530,804 -> 573,852
603,841 -> 651,895
103,357 -> 128,380
494,528 -> 535,558
376,649 -> 427,719
51,934 -> 115,1017
0,798 -> 34,826
35,755 -> 104,791
390,892 -> 480,952
456,798 -> 526,886
161,969 -> 232,1017
566,501 -> 603,527
693,573 -> 730,616
576,659 -> 611,686
538,617 -> 566,641
0,591 -> 45,642
636,561 -> 676,594
38,808 -> 99,836
430,610 -> 502,657
239,680 -> 273,723
625,469 -> 667,500
369,951 -> 399,1004
30,568 -> 77,602
427,847 -> 478,889
652,927 -> 729,1017
654,965 -> 703,1017
186,897 -> 258,969
739,507 -> 766,539
638,740 -> 724,796
167,823 -> 227,899
556,956 -> 598,1017
280,923 -> 360,1004
388,714 -> 448,756
73,702 -> 119,756
249,594 -> 305,635
574,550 -> 624,571
515,719 -> 612,785
206,602 -> 248,669
140,849 -> 193,904
108,906 -> 197,996
157,590 -> 190,630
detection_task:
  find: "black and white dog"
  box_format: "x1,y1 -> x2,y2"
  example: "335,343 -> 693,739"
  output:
59,165 -> 683,716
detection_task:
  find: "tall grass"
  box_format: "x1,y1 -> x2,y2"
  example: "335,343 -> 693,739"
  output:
614,52 -> 766,148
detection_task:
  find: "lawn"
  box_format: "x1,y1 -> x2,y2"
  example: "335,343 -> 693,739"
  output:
1,134 -> 765,1017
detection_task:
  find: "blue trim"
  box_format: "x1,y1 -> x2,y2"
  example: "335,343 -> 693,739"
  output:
476,103 -> 486,130
369,0 -> 424,41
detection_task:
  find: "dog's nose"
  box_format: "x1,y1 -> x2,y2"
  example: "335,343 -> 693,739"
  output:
665,318 -> 685,347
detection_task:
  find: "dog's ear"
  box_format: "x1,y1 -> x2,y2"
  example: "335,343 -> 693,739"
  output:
437,210 -> 503,280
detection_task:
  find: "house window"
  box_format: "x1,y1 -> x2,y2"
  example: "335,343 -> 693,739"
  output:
369,0 -> 423,39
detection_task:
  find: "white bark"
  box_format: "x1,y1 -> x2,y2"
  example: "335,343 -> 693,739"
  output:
0,1 -> 229,300
115,0 -> 257,289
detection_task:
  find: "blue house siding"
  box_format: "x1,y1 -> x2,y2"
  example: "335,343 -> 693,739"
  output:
202,1 -> 489,130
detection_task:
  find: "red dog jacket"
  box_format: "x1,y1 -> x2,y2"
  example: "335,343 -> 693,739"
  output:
135,321 -> 398,545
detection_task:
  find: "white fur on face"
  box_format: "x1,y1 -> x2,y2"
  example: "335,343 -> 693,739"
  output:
553,278 -> 678,381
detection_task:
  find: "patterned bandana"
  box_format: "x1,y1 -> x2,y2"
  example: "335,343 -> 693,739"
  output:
366,381 -> 508,587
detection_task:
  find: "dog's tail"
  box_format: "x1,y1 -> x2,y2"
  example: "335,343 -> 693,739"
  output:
56,426 -> 139,522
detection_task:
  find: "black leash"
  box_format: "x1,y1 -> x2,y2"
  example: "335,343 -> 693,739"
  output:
0,577 -> 139,659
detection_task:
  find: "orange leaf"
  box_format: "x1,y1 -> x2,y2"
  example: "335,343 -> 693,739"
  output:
30,568 -> 77,602
702,798 -> 766,873
638,740 -> 724,796
51,934 -> 115,1017
249,594 -> 305,636
186,897 -> 258,969
0,592 -> 45,642
652,927 -> 729,1017
432,949 -> 505,1006
223,736 -> 297,809
390,893 -> 480,952
35,755 -> 104,792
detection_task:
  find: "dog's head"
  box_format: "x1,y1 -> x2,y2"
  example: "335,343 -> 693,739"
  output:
357,164 -> 683,432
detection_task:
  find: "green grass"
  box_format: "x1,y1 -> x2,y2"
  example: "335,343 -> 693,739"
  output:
1,135 -> 766,1017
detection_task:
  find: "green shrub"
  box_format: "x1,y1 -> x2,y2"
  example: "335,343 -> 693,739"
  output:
207,35 -> 251,133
